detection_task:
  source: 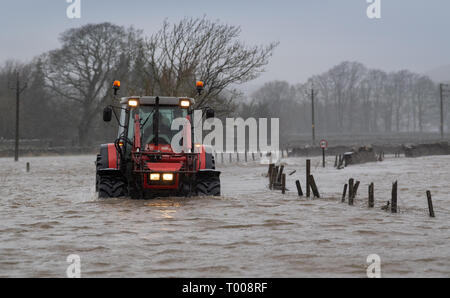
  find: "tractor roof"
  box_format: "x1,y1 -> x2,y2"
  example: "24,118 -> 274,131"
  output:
120,96 -> 195,106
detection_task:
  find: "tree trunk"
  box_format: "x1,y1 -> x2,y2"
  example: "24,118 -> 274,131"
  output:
78,105 -> 95,147
78,124 -> 89,147
418,105 -> 423,132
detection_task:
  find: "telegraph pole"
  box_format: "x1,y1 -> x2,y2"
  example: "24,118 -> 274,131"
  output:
10,71 -> 27,162
440,83 -> 444,139
440,83 -> 450,139
311,87 -> 315,145
304,81 -> 318,145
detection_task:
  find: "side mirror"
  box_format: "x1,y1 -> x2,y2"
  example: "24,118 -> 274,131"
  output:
103,106 -> 112,122
205,108 -> 215,119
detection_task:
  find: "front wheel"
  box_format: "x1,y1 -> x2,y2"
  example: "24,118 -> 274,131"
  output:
195,175 -> 221,196
98,175 -> 126,198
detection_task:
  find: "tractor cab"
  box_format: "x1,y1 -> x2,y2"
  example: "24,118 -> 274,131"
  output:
118,96 -> 193,152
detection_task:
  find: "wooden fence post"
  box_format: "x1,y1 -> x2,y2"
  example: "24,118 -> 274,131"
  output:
270,166 -> 279,190
281,174 -> 286,194
348,178 -> 354,205
296,180 -> 303,196
269,167 -> 276,190
26,162 -> 30,172
337,155 -> 344,169
368,183 -> 374,208
277,165 -> 284,184
342,184 -> 348,203
306,159 -> 311,197
352,181 -> 360,199
309,175 -> 320,198
268,164 -> 274,178
391,181 -> 398,213
426,191 -> 435,218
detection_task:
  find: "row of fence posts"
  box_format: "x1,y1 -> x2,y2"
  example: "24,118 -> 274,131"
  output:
341,178 -> 435,217
268,164 -> 286,194
267,159 -> 320,198
214,150 -> 290,165
265,159 -> 436,218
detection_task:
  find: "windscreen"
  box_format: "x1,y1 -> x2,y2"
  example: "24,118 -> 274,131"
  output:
128,105 -> 188,146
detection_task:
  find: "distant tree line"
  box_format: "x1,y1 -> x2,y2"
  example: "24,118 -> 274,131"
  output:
239,61 -> 442,143
0,18 -> 277,146
0,20 -> 443,148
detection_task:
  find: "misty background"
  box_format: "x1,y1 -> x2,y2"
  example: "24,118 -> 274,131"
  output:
0,0 -> 449,151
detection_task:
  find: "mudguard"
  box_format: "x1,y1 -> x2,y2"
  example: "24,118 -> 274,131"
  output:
196,169 -> 221,178
198,145 -> 215,170
97,143 -> 119,171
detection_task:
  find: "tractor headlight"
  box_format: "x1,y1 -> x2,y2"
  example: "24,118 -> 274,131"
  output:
128,99 -> 139,107
179,98 -> 191,108
162,173 -> 174,181
150,173 -> 160,181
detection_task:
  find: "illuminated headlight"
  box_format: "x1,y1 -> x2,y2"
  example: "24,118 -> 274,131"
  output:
162,173 -> 174,181
150,173 -> 160,181
179,99 -> 190,108
128,99 -> 139,107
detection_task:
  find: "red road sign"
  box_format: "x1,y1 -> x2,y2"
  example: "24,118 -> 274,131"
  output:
320,139 -> 328,149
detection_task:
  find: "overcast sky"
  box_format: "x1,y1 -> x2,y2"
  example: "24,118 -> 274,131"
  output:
0,0 -> 449,89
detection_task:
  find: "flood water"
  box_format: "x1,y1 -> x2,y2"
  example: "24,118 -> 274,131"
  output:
0,154 -> 449,277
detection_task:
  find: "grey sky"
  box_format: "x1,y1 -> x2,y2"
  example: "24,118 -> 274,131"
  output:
0,0 -> 449,88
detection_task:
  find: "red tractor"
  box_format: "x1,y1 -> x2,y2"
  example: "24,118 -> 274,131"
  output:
96,81 -> 220,199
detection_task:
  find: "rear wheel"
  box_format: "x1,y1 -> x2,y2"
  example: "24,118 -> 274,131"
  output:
95,155 -> 102,192
98,175 -> 126,198
196,175 -> 221,196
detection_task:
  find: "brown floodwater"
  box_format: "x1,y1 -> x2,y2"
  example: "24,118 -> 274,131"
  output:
0,154 -> 449,277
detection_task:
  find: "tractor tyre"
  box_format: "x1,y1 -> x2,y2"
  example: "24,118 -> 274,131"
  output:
98,175 -> 126,198
196,175 -> 221,196
95,154 -> 102,192
211,155 -> 216,170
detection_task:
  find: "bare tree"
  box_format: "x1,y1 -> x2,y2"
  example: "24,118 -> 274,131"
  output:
0,60 -> 32,139
42,23 -> 141,145
140,17 -> 278,111
412,75 -> 435,132
239,61 -> 441,140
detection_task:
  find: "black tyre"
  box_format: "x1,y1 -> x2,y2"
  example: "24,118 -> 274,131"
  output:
95,154 -> 102,192
98,175 -> 126,198
196,175 -> 221,196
